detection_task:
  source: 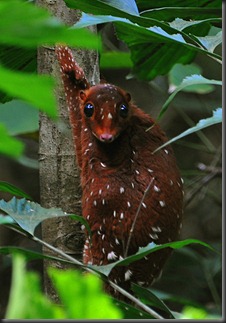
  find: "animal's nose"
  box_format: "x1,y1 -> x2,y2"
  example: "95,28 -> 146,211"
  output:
100,133 -> 114,142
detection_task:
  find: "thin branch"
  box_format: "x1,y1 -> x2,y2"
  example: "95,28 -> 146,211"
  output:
184,150 -> 222,207
5,224 -> 163,319
124,178 -> 154,258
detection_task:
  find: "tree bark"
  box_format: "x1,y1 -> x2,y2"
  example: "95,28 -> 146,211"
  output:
37,0 -> 99,301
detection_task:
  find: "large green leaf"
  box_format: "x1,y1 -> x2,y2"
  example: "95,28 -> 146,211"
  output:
0,197 -> 67,235
49,268 -> 122,319
153,108 -> 222,153
0,65 -> 57,118
0,124 -> 24,158
0,0 -> 100,49
6,253 -> 122,319
90,239 -> 214,276
101,0 -> 139,16
5,254 -> 66,319
100,51 -> 133,69
141,7 -> 221,21
136,0 -> 222,11
0,100 -> 39,135
73,12 -> 221,80
65,0 -> 144,23
0,197 -> 90,237
115,21 -> 221,80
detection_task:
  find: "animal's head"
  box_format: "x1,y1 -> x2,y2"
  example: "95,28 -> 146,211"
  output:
79,84 -> 132,143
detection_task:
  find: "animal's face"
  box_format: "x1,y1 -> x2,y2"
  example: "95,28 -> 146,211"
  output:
79,84 -> 132,143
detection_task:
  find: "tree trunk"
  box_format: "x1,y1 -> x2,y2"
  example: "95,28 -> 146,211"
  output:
37,0 -> 99,301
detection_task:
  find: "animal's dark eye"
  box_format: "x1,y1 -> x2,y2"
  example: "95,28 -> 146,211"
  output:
119,104 -> 128,118
84,103 -> 94,117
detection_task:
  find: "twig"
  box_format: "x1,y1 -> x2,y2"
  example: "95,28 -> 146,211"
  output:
124,178 -> 154,258
5,224 -> 163,319
184,148 -> 222,206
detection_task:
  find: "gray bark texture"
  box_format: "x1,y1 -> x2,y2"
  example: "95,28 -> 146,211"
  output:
37,0 -> 99,301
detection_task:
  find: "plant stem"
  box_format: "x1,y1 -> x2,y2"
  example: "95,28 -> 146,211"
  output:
6,224 -> 163,319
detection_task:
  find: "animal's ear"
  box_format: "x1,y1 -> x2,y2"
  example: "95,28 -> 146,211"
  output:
125,92 -> 131,103
80,91 -> 87,101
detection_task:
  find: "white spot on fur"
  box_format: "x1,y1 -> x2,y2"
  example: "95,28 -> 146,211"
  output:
120,187 -> 125,194
152,226 -> 162,233
154,185 -> 160,192
107,251 -> 117,260
125,270 -> 133,281
115,238 -> 120,245
149,233 -> 159,240
159,200 -> 166,207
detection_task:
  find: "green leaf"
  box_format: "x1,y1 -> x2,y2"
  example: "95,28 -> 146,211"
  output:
112,299 -> 155,319
0,181 -> 32,199
65,0 -> 142,22
70,5 -> 221,81
0,0 -> 100,49
91,239 -> 215,276
48,268 -> 122,319
195,31 -> 222,53
0,100 -> 39,136
0,64 -> 57,118
0,246 -> 75,266
132,284 -> 175,319
115,21 -> 220,80
169,64 -> 214,93
74,13 -> 130,29
5,253 -> 65,319
101,0 -> 139,16
0,124 -> 24,158
180,306 -> 211,319
141,7 -> 222,21
137,0 -> 222,10
158,74 -> 222,119
153,108 -> 222,153
0,197 -> 68,235
100,51 -> 133,69
169,17 -> 221,32
0,215 -> 15,225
